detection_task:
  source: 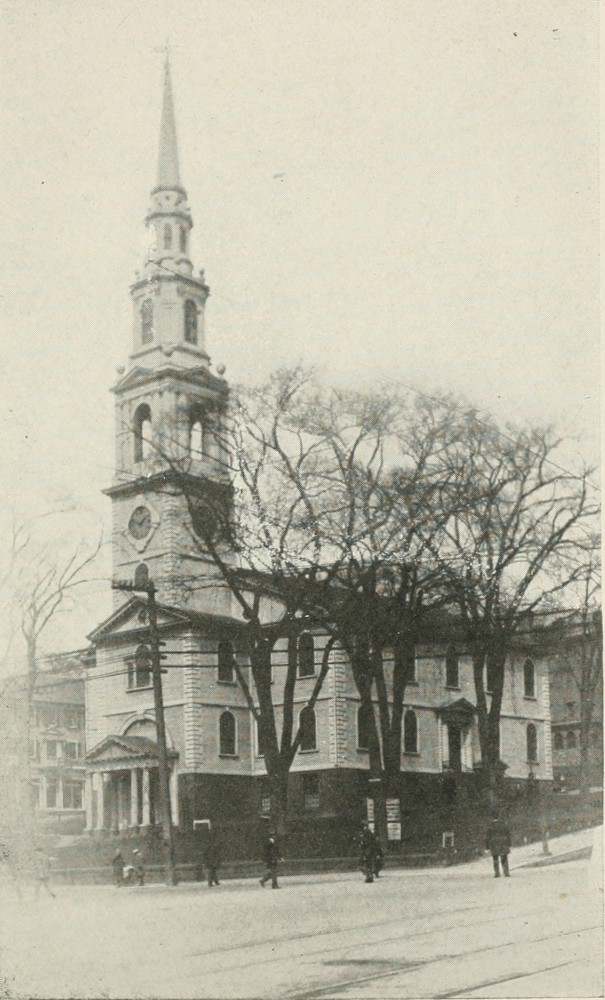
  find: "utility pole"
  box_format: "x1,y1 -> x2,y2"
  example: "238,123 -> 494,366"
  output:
112,567 -> 178,885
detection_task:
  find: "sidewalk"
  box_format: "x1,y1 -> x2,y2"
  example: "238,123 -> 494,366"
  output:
463,823 -> 602,875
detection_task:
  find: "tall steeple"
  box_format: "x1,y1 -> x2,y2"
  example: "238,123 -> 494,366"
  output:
109,59 -> 230,611
129,57 -> 210,367
157,56 -> 182,191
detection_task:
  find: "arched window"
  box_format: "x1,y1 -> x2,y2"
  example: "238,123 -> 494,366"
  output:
523,658 -> 535,698
164,223 -> 172,249
297,632 -> 315,677
128,644 -> 151,690
357,704 -> 373,751
217,640 -> 234,683
184,300 -> 198,344
553,730 -> 564,750
133,403 -> 152,463
404,709 -> 418,754
141,299 -> 154,344
219,711 -> 236,756
566,730 -> 577,749
299,706 -> 317,752
526,723 -> 538,763
179,226 -> 187,253
445,645 -> 459,688
190,418 -> 203,458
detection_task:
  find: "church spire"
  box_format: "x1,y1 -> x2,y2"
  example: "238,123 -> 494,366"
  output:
157,56 -> 182,192
129,59 -> 210,368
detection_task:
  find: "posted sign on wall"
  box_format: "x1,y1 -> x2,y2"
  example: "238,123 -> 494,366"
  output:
386,797 -> 401,841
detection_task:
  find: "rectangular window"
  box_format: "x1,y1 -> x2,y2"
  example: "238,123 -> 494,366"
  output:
303,773 -> 320,810
46,740 -> 57,760
62,782 -> 83,810
217,640 -> 235,683
64,708 -> 78,729
62,741 -> 77,760
42,706 -> 58,727
260,794 -> 271,816
46,782 -> 57,808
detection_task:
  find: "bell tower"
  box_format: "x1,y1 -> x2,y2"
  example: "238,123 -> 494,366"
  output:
106,59 -> 232,615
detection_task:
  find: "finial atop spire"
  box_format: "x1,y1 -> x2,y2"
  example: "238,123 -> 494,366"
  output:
157,51 -> 182,190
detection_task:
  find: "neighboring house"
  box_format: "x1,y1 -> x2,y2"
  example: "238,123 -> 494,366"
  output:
29,653 -> 88,832
1,652 -> 88,838
546,612 -> 603,792
84,60 -> 555,860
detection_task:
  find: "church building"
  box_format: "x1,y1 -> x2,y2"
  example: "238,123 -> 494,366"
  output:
84,62 -> 554,862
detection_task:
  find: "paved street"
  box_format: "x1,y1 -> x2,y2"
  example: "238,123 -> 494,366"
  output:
0,829 -> 602,1000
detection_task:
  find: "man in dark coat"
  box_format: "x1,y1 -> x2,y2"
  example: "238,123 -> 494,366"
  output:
359,823 -> 378,883
112,850 -> 124,887
485,814 -> 512,877
373,837 -> 384,878
204,832 -> 221,887
259,834 -> 282,888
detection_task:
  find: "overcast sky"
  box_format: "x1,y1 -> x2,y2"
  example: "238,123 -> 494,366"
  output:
0,0 -> 599,657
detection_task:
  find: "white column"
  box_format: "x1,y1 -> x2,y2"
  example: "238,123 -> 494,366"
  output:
84,773 -> 94,831
130,768 -> 139,827
169,766 -> 179,827
116,774 -> 126,830
97,772 -> 108,830
141,768 -> 150,827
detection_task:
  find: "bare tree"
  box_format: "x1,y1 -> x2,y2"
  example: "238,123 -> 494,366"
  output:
136,368 -> 345,833
8,514 -> 103,695
425,411 -> 600,802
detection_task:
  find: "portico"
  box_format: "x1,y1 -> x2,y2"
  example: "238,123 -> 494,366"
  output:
85,735 -> 178,833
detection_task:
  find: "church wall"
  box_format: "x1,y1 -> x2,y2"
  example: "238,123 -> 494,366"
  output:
86,638 -> 185,752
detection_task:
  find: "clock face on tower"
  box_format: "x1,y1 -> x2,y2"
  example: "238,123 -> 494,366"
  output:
128,505 -> 152,539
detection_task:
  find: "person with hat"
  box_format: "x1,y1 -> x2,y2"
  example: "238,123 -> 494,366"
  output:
259,834 -> 283,889
358,822 -> 380,883
485,813 -> 512,877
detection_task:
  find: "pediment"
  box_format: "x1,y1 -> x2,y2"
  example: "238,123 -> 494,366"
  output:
438,697 -> 476,722
112,364 -> 226,396
112,366 -> 155,393
88,597 -> 192,643
86,733 -> 166,763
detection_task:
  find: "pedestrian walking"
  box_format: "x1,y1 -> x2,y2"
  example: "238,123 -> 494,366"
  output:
132,848 -> 145,885
204,831 -> 221,887
112,849 -> 125,887
359,822 -> 378,883
373,837 -> 384,878
259,834 -> 282,888
33,847 -> 56,899
485,814 -> 512,877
